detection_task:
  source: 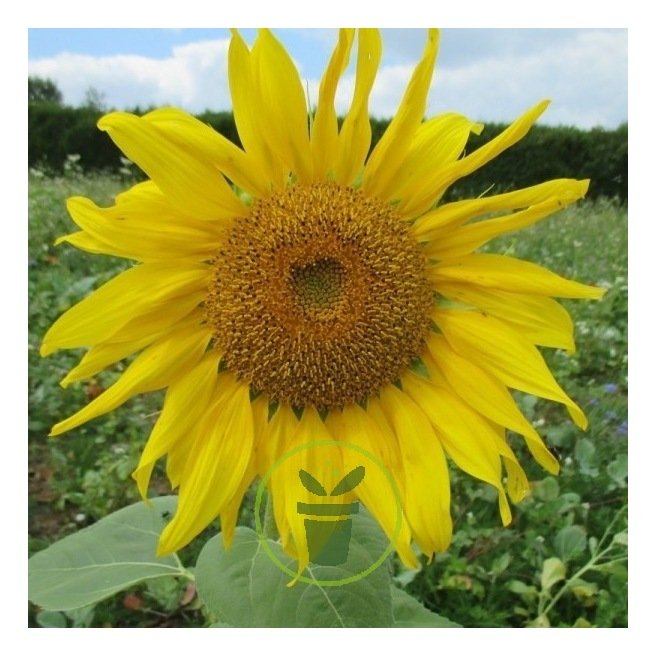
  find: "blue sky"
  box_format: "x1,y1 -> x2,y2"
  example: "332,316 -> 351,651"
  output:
28,28 -> 627,129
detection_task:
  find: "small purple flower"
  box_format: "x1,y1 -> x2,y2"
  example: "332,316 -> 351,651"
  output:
617,421 -> 628,436
604,383 -> 619,394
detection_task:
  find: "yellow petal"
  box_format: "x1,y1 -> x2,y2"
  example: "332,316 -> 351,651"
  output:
220,452 -> 257,547
256,403 -> 297,478
55,230 -> 115,256
492,431 -> 531,504
60,304 -> 206,387
143,107 -> 268,197
379,384 -> 452,556
325,404 -> 418,569
436,282 -> 575,352
425,334 -> 559,474
429,100 -> 550,200
404,372 -> 513,525
60,336 -> 154,388
364,29 -> 439,199
50,320 -> 212,436
434,308 -> 588,429
228,31 -> 286,189
264,404 -> 299,549
334,29 -> 382,185
270,408 -> 340,575
425,182 -> 589,259
64,195 -> 225,262
413,179 -> 592,240
98,112 -> 245,219
388,113 -> 482,213
251,29 -> 312,183
430,253 -> 605,299
41,262 -> 209,355
311,29 -> 355,179
132,353 -> 222,498
158,378 -> 253,555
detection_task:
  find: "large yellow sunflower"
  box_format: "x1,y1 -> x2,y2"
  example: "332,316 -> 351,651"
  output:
41,28 -> 603,572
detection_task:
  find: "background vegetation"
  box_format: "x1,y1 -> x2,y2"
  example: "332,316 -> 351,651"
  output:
29,76 -> 626,202
28,77 -> 628,628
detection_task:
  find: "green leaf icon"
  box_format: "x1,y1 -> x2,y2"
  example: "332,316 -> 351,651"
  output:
330,466 -> 365,495
299,469 -> 328,496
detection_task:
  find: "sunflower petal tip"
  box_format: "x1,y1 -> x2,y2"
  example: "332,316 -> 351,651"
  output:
97,112 -> 130,132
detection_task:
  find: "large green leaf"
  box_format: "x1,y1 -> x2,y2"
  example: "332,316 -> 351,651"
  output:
390,587 -> 460,627
29,496 -> 188,611
196,511 -> 394,627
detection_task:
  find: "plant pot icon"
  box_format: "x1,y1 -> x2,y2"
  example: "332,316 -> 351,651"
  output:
297,466 -> 365,566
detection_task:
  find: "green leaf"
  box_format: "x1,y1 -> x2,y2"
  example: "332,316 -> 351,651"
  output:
607,454 -> 628,487
554,525 -> 587,561
298,469 -> 328,496
330,465 -> 366,495
491,552 -> 512,576
573,617 -> 594,628
594,561 -> 627,577
612,530 -> 628,546
390,587 -> 460,627
529,614 -> 551,628
195,511 -> 394,627
507,580 -> 539,600
29,496 -> 188,612
65,605 -> 95,628
393,567 -> 420,587
541,557 -> 566,592
575,438 -> 599,477
569,578 -> 598,600
36,610 -> 67,628
554,492 -> 582,514
533,476 -> 560,501
588,536 -> 599,555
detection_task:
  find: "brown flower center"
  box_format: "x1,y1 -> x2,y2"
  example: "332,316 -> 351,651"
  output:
206,183 -> 433,410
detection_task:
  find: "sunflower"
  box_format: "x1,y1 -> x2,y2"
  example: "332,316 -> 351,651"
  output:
41,28 -> 603,572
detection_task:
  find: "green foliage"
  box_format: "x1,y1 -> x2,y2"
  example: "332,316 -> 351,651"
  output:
29,76 -> 63,105
28,98 -> 627,201
29,502 -> 454,628
28,497 -> 188,611
28,173 -> 627,628
196,514 -> 398,627
401,199 -> 628,628
29,104 -> 121,174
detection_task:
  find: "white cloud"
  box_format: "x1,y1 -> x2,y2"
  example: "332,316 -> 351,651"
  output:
28,39 -> 231,112
428,30 -> 627,128
28,30 -> 627,128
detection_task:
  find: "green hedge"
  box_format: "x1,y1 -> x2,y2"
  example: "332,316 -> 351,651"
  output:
29,104 -> 627,201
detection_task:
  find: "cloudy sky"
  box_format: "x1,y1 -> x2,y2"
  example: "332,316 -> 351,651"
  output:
28,28 -> 627,129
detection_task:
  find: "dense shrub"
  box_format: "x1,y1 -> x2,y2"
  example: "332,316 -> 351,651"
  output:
28,103 -> 627,201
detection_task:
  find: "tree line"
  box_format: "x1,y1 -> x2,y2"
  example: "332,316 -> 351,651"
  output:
28,77 -> 627,201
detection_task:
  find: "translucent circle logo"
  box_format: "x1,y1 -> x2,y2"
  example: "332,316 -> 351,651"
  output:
254,439 -> 403,587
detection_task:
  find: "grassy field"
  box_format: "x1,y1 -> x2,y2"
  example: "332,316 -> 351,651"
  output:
28,170 -> 628,628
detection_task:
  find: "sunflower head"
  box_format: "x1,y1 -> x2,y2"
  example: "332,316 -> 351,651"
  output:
206,182 -> 434,410
42,28 -> 604,574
